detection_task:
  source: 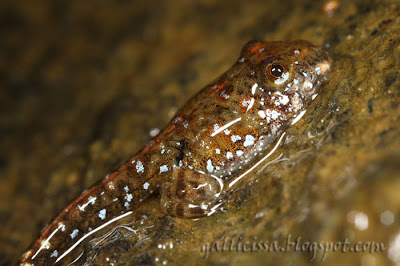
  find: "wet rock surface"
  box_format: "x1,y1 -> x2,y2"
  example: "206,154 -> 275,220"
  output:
1,0 -> 399,265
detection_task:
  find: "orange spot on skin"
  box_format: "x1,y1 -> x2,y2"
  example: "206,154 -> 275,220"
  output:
210,83 -> 225,92
218,90 -> 230,101
210,83 -> 231,101
249,43 -> 265,54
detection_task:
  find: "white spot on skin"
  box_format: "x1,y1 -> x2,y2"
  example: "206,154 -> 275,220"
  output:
224,129 -> 230,135
226,151 -> 233,159
231,135 -> 242,143
243,135 -> 256,147
275,93 -> 290,105
271,110 -> 281,120
236,150 -> 244,157
215,148 -> 221,154
242,99 -> 251,107
290,92 -> 303,113
99,209 -> 106,220
125,194 -> 133,202
50,250 -> 58,258
143,182 -> 150,190
136,160 -> 144,173
206,159 -> 214,173
263,109 -> 281,122
173,116 -> 181,123
124,186 -> 129,192
161,149 -> 165,154
70,229 -> 79,239
274,72 -> 289,85
78,196 -> 96,211
294,50 -> 300,54
160,165 -> 168,173
220,91 -> 229,99
258,110 -> 266,119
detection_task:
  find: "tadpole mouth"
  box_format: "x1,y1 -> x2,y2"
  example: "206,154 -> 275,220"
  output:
297,52 -> 331,100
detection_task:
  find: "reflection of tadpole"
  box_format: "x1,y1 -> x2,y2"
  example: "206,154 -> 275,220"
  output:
57,211 -> 133,263
68,222 -> 154,265
67,252 -> 84,265
256,152 -> 285,174
90,222 -> 154,249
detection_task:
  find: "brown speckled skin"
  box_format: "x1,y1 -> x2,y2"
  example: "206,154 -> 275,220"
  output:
19,40 -> 330,265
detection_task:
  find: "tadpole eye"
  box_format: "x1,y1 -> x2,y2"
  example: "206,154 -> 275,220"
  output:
265,60 -> 288,81
271,64 -> 284,77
